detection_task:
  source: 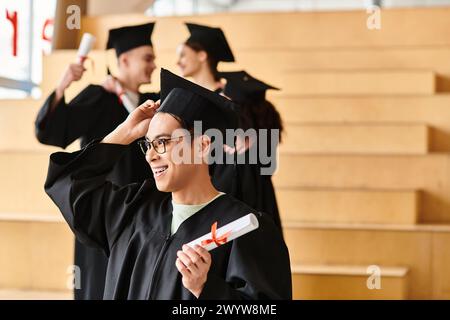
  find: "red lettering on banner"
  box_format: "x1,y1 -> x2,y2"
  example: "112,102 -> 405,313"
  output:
6,9 -> 18,56
42,18 -> 53,42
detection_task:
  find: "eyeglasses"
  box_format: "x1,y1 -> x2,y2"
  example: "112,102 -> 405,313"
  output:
138,134 -> 190,155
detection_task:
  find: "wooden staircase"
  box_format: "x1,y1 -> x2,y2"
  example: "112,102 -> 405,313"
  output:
2,7 -> 450,299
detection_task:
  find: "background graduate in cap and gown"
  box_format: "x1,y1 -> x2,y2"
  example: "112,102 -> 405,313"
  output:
34,22 -> 159,300
176,23 -> 243,204
177,22 -> 235,92
44,69 -> 292,300
219,70 -> 284,230
176,23 -> 282,230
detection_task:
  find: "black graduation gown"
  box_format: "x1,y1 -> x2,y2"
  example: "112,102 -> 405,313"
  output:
44,140 -> 292,300
211,142 -> 282,230
210,88 -> 281,230
35,85 -> 159,300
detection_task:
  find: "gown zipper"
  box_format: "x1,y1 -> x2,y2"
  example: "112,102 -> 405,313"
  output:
146,234 -> 173,299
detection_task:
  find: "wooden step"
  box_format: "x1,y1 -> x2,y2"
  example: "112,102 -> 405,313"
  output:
222,47 -> 450,74
272,95 -> 450,123
282,124 -> 429,154
272,95 -> 450,152
277,188 -> 419,224
0,100 -> 45,151
0,213 -> 73,291
0,152 -> 60,215
275,70 -> 435,96
272,153 -> 450,223
0,289 -> 72,300
292,264 -> 409,300
0,99 -> 79,152
80,8 -> 450,50
283,222 -> 450,299
41,50 -> 109,100
273,153 -> 448,189
285,221 -> 450,232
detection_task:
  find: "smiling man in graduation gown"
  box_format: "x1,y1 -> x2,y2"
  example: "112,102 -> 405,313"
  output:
44,69 -> 292,300
35,23 -> 159,300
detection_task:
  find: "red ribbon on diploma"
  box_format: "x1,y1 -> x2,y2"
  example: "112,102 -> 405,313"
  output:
78,55 -> 87,64
201,221 -> 231,247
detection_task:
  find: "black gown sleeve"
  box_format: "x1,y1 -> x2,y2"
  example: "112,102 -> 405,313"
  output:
142,92 -> 160,102
199,213 -> 292,300
44,140 -> 147,255
35,85 -> 105,149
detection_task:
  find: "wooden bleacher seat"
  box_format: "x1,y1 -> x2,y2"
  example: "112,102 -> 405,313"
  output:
0,289 -> 72,300
281,123 -> 429,154
80,9 -> 450,50
0,213 -> 73,292
277,188 -> 419,225
284,222 -> 450,299
291,264 -> 409,300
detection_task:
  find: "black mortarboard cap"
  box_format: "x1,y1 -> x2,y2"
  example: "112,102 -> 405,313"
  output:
220,70 -> 279,103
158,69 -> 238,146
185,23 -> 235,62
106,22 -> 154,57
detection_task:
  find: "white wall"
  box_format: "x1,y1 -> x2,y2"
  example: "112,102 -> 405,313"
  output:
148,0 -> 450,16
88,0 -> 154,15
384,0 -> 450,7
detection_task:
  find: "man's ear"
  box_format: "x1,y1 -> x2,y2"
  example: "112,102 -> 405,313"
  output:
196,135 -> 211,162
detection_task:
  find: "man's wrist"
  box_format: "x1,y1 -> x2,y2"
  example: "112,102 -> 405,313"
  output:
55,83 -> 68,100
102,124 -> 135,145
191,284 -> 205,299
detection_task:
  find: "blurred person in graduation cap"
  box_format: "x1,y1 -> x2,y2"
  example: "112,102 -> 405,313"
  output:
176,22 -> 245,203
34,22 -> 159,300
219,71 -> 284,230
177,22 -> 235,92
44,69 -> 292,300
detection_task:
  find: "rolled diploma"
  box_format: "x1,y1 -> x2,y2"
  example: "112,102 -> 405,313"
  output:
77,33 -> 96,64
186,213 -> 259,251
